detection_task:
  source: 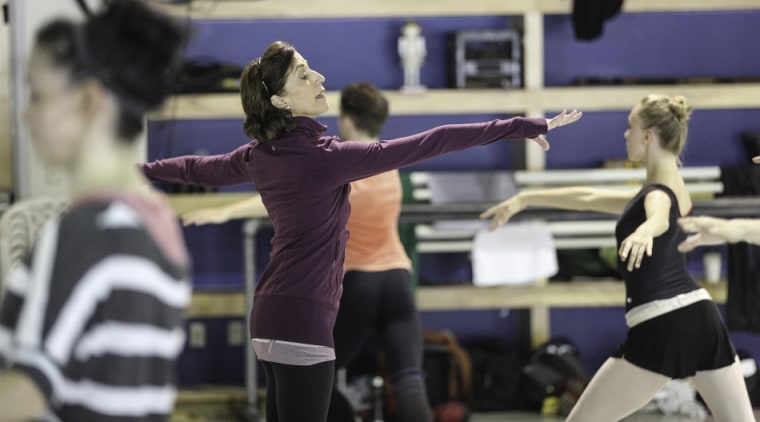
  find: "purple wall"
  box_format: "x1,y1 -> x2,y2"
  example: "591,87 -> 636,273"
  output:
177,12 -> 760,90
543,12 -> 760,86
542,108 -> 760,168
180,16 -> 513,91
152,11 -> 760,170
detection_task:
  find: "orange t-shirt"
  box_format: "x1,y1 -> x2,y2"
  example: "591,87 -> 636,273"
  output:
344,170 -> 412,272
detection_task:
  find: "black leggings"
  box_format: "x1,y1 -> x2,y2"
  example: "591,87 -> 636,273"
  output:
329,269 -> 430,421
261,360 -> 335,422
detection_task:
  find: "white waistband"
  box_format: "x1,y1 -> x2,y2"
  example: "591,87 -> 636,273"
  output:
625,288 -> 712,328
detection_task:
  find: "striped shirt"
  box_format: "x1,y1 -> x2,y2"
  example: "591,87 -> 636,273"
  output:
0,194 -> 190,421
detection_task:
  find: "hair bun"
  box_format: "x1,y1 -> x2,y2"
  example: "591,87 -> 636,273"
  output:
668,95 -> 693,123
83,0 -> 186,110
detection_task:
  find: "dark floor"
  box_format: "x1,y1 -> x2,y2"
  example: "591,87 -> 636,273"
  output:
171,387 -> 759,422
470,410 -> 760,421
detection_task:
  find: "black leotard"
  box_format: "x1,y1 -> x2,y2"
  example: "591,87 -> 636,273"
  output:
615,184 -> 701,311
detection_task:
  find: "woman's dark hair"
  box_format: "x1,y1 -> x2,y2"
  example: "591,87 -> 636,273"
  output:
340,82 -> 389,138
240,41 -> 297,141
34,0 -> 186,142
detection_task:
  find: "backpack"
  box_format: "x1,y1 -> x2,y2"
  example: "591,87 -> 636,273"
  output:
520,337 -> 589,415
171,60 -> 243,94
466,340 -> 525,411
422,330 -> 472,420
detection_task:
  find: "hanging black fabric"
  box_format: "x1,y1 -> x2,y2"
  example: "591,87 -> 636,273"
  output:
720,164 -> 760,333
719,164 -> 760,196
571,0 -> 624,41
726,243 -> 760,333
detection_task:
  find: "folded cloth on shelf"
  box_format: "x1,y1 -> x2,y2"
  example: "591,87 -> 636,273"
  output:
471,221 -> 557,286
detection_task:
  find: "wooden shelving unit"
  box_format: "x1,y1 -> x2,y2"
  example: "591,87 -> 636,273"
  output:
185,276 -> 728,350
150,0 -> 760,167
158,1 -> 756,347
185,281 -> 727,318
416,280 -> 727,311
154,0 -> 760,20
151,83 -> 760,120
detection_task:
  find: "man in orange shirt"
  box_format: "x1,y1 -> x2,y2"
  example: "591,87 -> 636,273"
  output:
328,83 -> 430,422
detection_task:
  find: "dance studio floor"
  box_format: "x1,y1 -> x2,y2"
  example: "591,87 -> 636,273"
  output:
172,387 -> 759,421
469,410 -> 760,421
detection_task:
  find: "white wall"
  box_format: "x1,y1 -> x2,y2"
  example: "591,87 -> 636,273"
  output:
1,15 -> 10,193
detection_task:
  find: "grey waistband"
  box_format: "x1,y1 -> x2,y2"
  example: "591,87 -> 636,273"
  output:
252,338 -> 335,366
625,288 -> 712,328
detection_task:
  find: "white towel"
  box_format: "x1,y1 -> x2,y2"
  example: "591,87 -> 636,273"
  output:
471,222 -> 557,286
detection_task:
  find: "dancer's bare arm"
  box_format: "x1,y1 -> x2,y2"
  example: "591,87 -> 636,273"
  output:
480,187 -> 636,231
182,195 -> 266,226
678,216 -> 760,251
0,371 -> 47,421
618,190 -> 670,271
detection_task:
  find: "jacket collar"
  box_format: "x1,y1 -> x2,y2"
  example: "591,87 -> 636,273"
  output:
288,116 -> 328,138
251,116 -> 327,149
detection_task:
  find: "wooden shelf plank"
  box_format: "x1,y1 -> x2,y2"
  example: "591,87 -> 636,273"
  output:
417,281 -> 728,310
187,290 -> 247,318
154,0 -> 548,20
176,387 -> 247,403
417,281 -> 625,310
620,0 -> 760,13
153,0 -> 760,20
151,83 -> 760,121
150,90 -> 533,120
541,83 -> 760,111
186,281 -> 726,317
151,93 -> 245,120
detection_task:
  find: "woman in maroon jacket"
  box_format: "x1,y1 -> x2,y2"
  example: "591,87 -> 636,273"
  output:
141,40 -> 581,422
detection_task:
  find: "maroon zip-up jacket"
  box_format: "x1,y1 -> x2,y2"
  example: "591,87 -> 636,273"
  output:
141,116 -> 547,348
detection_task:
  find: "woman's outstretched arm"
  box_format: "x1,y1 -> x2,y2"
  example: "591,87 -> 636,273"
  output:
326,110 -> 582,185
181,194 -> 267,226
140,143 -> 254,187
678,216 -> 760,251
480,186 -> 637,231
618,189 -> 671,271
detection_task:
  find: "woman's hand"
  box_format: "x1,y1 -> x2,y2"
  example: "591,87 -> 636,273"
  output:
619,227 -> 654,272
677,216 -> 743,252
529,109 -> 583,151
547,109 -> 583,131
527,135 -> 551,151
480,195 -> 525,231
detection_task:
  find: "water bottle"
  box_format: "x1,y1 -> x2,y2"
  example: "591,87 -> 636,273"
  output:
372,376 -> 384,422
